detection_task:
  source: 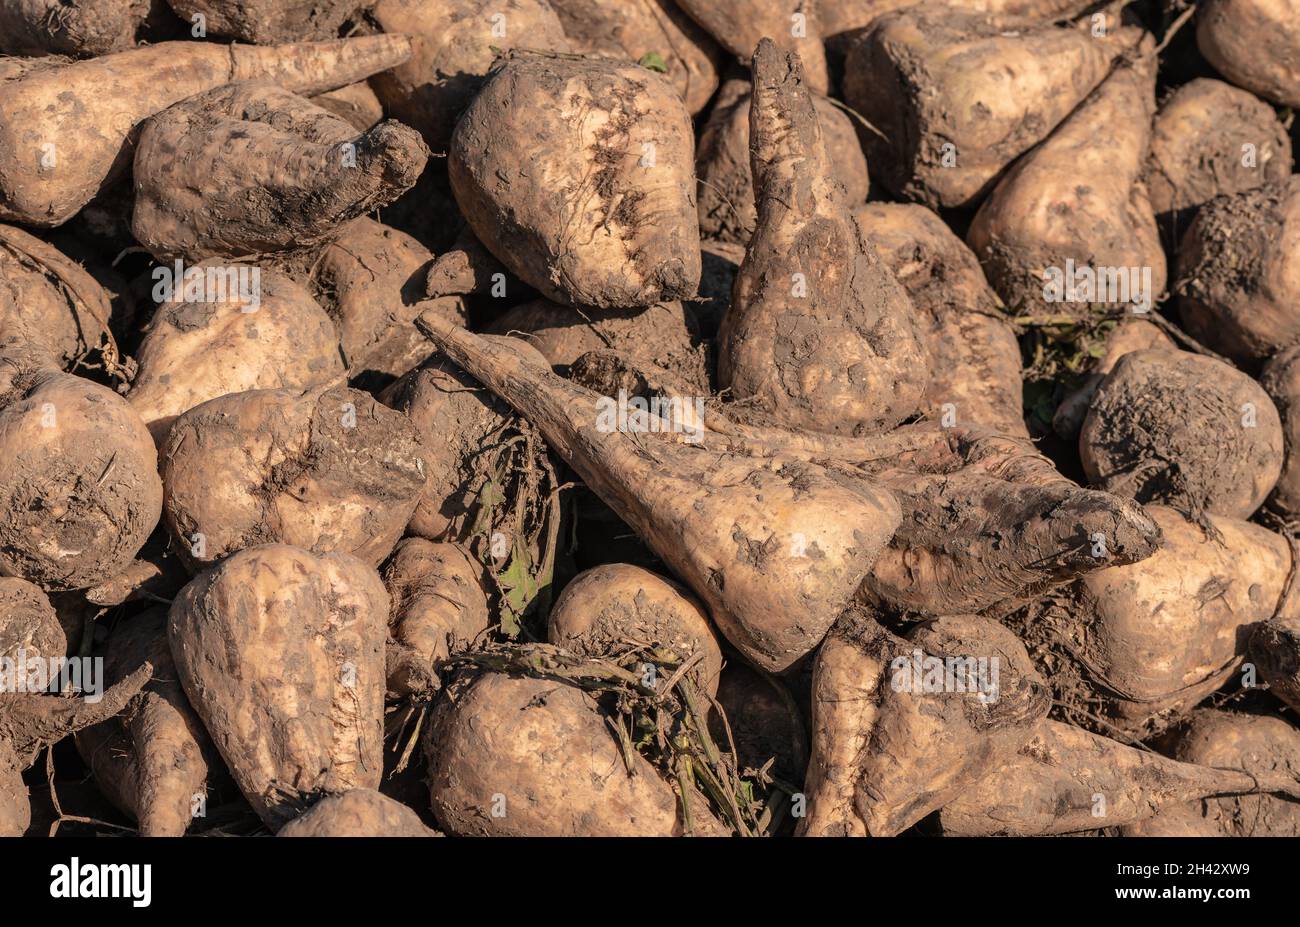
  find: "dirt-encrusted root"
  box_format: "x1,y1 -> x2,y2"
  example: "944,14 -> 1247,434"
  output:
133,81 -> 429,261
717,40 -> 929,437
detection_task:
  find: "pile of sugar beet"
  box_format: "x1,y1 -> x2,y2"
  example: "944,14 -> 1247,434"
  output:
4,0 -> 1300,839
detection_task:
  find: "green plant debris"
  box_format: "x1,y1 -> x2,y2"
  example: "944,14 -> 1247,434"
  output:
638,51 -> 668,73
465,422 -> 560,640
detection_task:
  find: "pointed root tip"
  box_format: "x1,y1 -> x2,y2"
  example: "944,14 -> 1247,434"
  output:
414,307 -> 459,344
1046,489 -> 1163,568
751,37 -> 802,87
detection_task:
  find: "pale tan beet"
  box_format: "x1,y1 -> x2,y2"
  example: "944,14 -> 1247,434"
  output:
310,218 -> 468,386
278,789 -> 439,836
367,0 -> 572,154
110,612 -> 210,839
1052,319 -> 1175,439
1124,711 -> 1300,837
75,608 -> 212,837
797,617 -> 885,836
1260,343 -> 1300,516
0,741 -> 28,836
168,544 -> 388,828
852,203 -> 1025,437
1177,178 -> 1300,368
968,57 -> 1167,318
162,384 -> 429,572
844,9 -> 1137,208
0,577 -> 151,835
311,81 -> 386,132
799,611 -> 1049,836
1080,349 -> 1283,519
940,718 -> 1300,835
0,577 -> 71,738
1197,0 -> 1300,108
675,0 -> 829,93
416,311 -> 902,673
132,82 -> 428,262
819,0 -> 1097,36
0,223 -> 116,372
486,298 -> 710,391
425,671 -> 724,835
718,41 -> 928,436
821,0 -> 1096,82
0,35 -> 412,227
857,614 -> 1048,836
1143,78 -> 1293,237
1021,506 -> 1293,735
0,577 -> 63,834
563,358 -> 1160,619
550,0 -> 722,114
0,361 -> 162,590
0,576 -> 65,657
0,0 -> 149,56
127,267 -> 345,445
382,538 -> 489,696
449,52 -> 701,310
696,79 -> 869,245
380,336 -> 550,543
548,563 -> 722,696
166,0 -> 363,43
